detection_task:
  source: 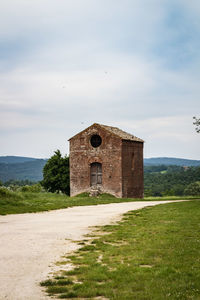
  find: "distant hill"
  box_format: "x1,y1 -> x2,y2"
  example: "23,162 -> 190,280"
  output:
0,156 -> 38,164
0,157 -> 48,183
0,156 -> 200,184
144,157 -> 200,167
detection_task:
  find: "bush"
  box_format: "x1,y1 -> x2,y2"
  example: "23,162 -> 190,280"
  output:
20,183 -> 43,193
0,187 -> 23,201
0,187 -> 13,197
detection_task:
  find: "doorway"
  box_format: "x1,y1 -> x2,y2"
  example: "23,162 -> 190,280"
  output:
90,162 -> 102,186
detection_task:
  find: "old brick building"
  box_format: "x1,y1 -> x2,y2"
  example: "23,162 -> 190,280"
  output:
69,123 -> 144,198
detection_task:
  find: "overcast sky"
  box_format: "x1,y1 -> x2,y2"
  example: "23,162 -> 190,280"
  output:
0,0 -> 200,159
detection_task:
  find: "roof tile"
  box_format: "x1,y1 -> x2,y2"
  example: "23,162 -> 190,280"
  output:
69,123 -> 144,142
98,123 -> 144,142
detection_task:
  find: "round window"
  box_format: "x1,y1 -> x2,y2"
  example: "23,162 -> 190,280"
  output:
90,135 -> 102,148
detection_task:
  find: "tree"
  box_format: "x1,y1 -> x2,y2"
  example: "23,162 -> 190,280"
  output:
184,181 -> 200,195
193,117 -> 200,133
42,150 -> 70,194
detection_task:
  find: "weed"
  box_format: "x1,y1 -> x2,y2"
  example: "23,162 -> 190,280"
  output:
40,279 -> 55,286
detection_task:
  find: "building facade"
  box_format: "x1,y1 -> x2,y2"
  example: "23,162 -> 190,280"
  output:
69,123 -> 144,198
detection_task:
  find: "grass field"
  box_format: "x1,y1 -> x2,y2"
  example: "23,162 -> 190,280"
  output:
0,187 -> 199,215
41,200 -> 200,299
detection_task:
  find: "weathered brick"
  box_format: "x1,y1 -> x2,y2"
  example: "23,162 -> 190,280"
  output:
69,123 -> 144,198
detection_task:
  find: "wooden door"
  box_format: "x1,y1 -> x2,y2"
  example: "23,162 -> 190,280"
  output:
90,163 -> 102,186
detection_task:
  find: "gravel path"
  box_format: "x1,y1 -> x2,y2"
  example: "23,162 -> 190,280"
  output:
0,201 -> 180,300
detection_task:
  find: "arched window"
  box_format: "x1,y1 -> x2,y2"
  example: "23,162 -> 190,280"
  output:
90,162 -> 102,186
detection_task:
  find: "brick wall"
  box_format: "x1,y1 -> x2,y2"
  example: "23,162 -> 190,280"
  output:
122,140 -> 144,198
70,124 -> 123,197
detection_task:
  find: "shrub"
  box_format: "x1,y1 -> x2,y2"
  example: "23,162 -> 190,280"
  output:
0,187 -> 23,201
0,187 -> 13,197
20,183 -> 43,193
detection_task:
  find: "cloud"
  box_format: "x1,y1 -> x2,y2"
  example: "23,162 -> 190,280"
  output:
0,0 -> 200,158
116,115 -> 199,159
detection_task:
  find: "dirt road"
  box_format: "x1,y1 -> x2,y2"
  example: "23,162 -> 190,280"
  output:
0,201 -> 179,300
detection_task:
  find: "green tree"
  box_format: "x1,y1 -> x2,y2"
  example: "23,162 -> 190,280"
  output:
42,150 -> 70,194
184,181 -> 200,195
193,116 -> 200,133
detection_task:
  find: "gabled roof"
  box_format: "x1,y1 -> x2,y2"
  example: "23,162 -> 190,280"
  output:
98,123 -> 144,143
69,123 -> 144,142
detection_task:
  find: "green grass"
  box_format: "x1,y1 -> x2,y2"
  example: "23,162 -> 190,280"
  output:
0,187 -> 199,215
41,200 -> 200,299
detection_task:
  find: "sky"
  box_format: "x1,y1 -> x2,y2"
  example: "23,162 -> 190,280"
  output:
0,0 -> 200,159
